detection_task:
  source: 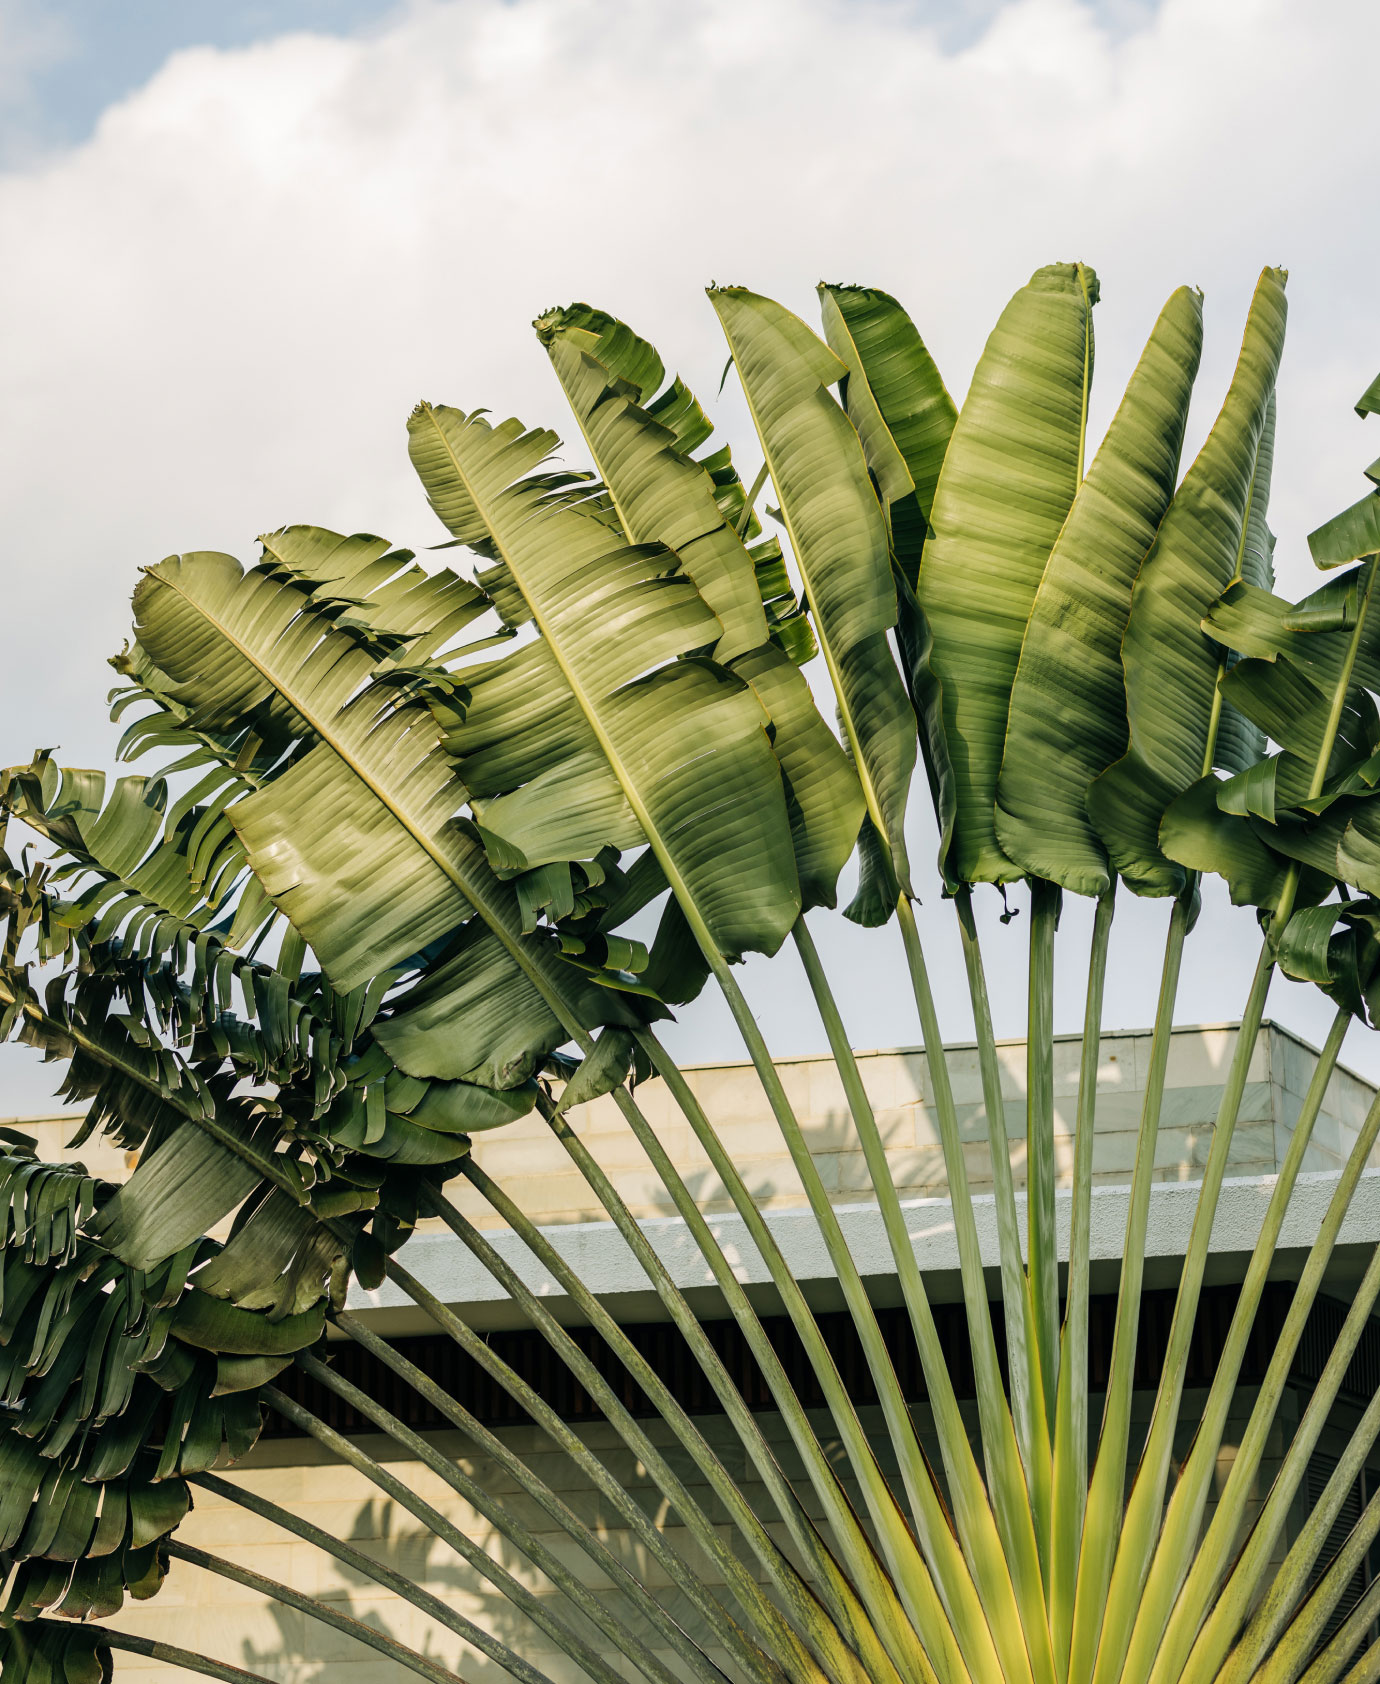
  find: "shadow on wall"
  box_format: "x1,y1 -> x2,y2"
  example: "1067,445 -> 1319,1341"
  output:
223,1482 -> 743,1684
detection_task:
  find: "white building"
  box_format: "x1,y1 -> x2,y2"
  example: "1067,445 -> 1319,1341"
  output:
17,1019 -> 1380,1682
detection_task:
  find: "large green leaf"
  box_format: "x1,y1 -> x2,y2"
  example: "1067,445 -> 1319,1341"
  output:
537,310 -> 769,661
372,918 -> 608,1085
3,760 -> 246,957
433,636 -> 643,868
1308,490 -> 1380,569
538,307 -> 863,910
169,1287 -> 323,1355
816,286 -> 959,896
85,1120 -> 267,1274
258,525 -> 490,664
407,402 -> 802,962
1087,268 -> 1288,894
1211,392 -> 1278,778
1158,777 -> 1299,909
192,1190 -> 348,1320
709,287 -> 916,895
917,262 -> 1098,885
0,1149 -> 103,1268
727,643 -> 863,909
1201,563 -> 1380,867
0,1621 -> 112,1683
995,286 -> 1203,894
132,552 -> 633,1079
818,283 -> 957,578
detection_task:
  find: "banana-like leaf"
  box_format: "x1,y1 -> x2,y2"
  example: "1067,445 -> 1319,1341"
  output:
0,1151 -> 105,1267
555,1027 -> 637,1112
818,283 -> 957,577
372,918 -> 616,1085
407,1075 -> 537,1133
728,644 -> 863,910
1308,490 -> 1380,570
1202,564 -> 1380,873
132,552 -> 636,1078
1159,777 -> 1303,910
3,759 -> 247,956
1212,393 -> 1278,778
170,1287 -> 323,1355
85,1119 -> 270,1274
638,894 -> 711,1006
408,401 -> 802,961
539,307 -> 862,909
1275,899 -> 1378,1024
0,1219 -> 269,1630
817,285 -> 959,892
996,285 -> 1203,894
918,262 -> 1098,885
192,1190 -> 348,1320
538,309 -> 769,661
258,525 -> 490,664
1088,268 -> 1288,894
710,286 -> 916,895
0,1620 -> 112,1684
432,637 -> 643,866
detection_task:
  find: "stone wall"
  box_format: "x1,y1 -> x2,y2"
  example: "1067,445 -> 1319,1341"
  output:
443,1020 -> 1378,1232
102,1389 -> 1313,1684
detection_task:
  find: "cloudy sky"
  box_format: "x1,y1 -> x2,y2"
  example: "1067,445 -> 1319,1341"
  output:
3,0 -> 1379,1115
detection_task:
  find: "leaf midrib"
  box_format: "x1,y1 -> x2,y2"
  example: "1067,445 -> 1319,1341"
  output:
412,407 -> 728,975
718,314 -> 895,859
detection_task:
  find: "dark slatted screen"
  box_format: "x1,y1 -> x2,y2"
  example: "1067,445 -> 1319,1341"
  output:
1304,1451 -> 1375,1650
261,1282 -> 1378,1439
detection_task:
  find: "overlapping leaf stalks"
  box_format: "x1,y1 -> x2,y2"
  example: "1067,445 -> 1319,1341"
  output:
5,266 -> 1380,1684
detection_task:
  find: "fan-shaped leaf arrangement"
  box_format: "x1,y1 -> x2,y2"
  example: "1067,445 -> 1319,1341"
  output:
5,264 -> 1380,1684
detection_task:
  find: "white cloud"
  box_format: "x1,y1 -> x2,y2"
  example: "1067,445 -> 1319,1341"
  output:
2,0 -> 1379,1109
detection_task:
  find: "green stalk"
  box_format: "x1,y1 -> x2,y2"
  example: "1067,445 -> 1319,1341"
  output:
1255,1484 -> 1380,1684
1089,553 -> 1377,1684
1201,1361 -> 1380,1684
190,1470 -> 555,1684
1120,1006 -> 1351,1684
31,968 -> 804,1683
164,1540 -> 468,1684
1027,877 -> 1062,1436
1312,558 -> 1378,785
92,1627 -> 282,1684
643,975 -> 1000,1684
1170,1089 -> 1380,1684
567,1071 -> 943,1684
1300,1578 -> 1380,1684
953,888 -> 1051,1529
294,1351 -> 697,1684
438,1168 -> 891,1684
1066,887 -> 1191,1684
1088,937 -> 1275,1684
1049,886 -> 1115,1673
637,837 -> 1000,1683
363,1250 -> 825,1684
737,459 -> 772,536
263,1383 -> 639,1684
894,895 -> 1063,1647
326,1311 -> 764,1684
794,914 -> 1054,1684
